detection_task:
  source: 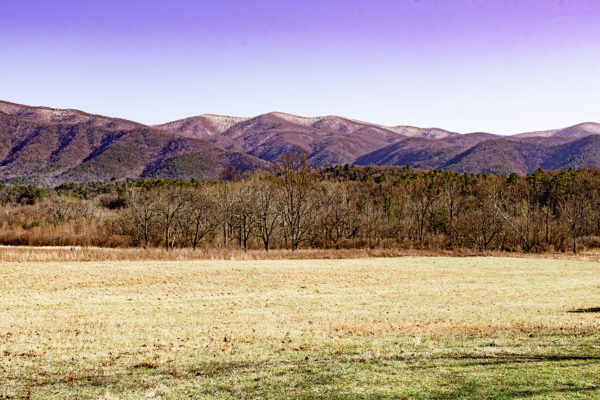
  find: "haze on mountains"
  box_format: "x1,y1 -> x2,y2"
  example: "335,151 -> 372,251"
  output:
1,100 -> 599,186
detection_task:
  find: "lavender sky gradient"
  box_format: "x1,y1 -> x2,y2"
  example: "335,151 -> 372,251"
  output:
1,0 -> 599,134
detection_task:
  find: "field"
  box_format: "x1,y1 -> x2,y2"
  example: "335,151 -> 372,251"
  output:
1,255 -> 599,399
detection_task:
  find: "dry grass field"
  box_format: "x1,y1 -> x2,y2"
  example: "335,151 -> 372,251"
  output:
1,255 -> 600,399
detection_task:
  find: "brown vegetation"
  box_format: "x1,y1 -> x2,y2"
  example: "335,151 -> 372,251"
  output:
1,152 -> 600,254
2,246 -> 599,264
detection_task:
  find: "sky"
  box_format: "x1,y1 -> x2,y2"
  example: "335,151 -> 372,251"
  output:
1,0 -> 599,134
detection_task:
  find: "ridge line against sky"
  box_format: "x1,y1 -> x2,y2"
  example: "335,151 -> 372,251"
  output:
2,98 -> 599,136
1,0 -> 599,135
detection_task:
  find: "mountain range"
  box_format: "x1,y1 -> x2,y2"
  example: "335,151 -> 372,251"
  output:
1,100 -> 599,186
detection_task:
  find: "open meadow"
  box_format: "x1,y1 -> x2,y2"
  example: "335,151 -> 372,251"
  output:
1,254 -> 600,399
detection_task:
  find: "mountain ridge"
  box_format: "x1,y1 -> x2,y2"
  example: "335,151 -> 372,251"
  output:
0,102 -> 270,186
1,100 -> 599,184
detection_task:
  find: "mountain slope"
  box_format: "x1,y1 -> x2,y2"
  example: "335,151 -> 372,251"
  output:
354,132 -> 501,169
156,112 -> 458,166
0,110 -> 269,186
542,135 -> 600,170
0,100 -> 143,131
354,138 -> 461,169
355,130 -> 600,175
1,100 -> 600,181
515,122 -> 600,139
154,114 -> 249,139
442,139 -> 554,175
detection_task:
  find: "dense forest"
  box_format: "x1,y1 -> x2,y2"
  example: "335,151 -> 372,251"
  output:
1,152 -> 599,253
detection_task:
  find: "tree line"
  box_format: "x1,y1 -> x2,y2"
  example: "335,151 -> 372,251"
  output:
1,153 -> 599,253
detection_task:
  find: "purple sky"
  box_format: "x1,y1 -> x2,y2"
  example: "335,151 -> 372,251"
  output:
2,0 -> 599,134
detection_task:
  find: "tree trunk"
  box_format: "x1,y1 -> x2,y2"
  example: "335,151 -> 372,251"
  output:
165,226 -> 169,251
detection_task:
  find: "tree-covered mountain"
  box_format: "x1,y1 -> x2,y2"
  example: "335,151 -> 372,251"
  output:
1,100 -> 599,185
0,101 -> 269,186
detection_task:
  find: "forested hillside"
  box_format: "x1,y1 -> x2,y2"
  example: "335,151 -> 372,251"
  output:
2,101 -> 600,183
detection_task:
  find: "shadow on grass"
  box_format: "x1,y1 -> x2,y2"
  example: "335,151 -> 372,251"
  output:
569,307 -> 600,313
6,351 -> 600,399
402,353 -> 600,371
424,374 -> 599,400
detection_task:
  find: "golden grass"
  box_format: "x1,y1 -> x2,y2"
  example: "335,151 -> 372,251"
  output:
1,257 -> 599,342
1,245 -> 600,263
1,256 -> 599,398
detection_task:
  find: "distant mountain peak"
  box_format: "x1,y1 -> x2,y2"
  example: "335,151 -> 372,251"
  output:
0,100 -> 143,130
515,122 -> 600,139
0,101 -> 268,186
2,100 -> 600,182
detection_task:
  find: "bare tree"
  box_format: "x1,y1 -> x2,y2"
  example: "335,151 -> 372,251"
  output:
276,150 -> 316,250
468,194 -> 502,250
231,181 -> 255,251
493,182 -> 539,251
44,193 -> 76,227
249,176 -> 280,251
319,182 -> 356,249
441,175 -> 468,247
214,184 -> 236,247
409,176 -> 439,245
122,188 -> 160,248
155,186 -> 189,250
557,193 -> 593,253
181,187 -> 216,250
